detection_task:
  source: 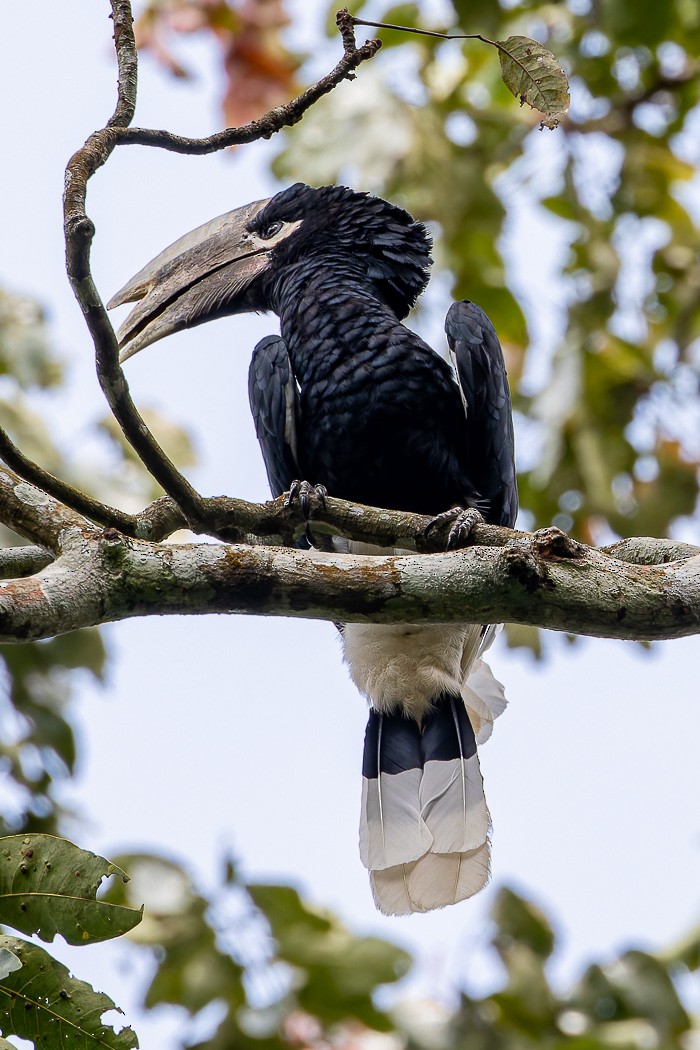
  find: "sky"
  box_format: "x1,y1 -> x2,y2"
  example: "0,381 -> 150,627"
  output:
2,3 -> 699,1047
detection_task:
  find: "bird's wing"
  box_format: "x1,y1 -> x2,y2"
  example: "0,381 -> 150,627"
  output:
445,300 -> 518,528
248,335 -> 301,498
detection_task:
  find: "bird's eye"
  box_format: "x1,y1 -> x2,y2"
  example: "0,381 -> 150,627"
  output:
259,221 -> 284,240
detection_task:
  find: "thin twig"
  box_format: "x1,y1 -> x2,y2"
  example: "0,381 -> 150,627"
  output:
117,14 -> 381,153
351,15 -> 495,45
348,14 -> 546,96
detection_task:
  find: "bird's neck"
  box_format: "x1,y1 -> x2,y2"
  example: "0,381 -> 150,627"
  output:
267,259 -> 401,385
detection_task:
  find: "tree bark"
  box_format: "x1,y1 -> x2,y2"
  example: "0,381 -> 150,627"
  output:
1,466 -> 698,645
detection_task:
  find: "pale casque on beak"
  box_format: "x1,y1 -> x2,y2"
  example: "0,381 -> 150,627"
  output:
108,197 -> 274,362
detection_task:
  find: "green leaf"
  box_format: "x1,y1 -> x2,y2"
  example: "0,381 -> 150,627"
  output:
248,884 -> 410,1030
0,934 -> 137,1049
492,887 -> 556,960
0,835 -> 142,945
663,925 -> 700,972
495,35 -> 570,128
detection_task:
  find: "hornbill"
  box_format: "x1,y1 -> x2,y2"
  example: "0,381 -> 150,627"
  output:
110,183 -> 518,915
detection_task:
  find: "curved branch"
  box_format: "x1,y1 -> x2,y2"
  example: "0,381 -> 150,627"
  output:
63,2 -> 207,527
62,1 -> 380,537
117,15 -> 381,154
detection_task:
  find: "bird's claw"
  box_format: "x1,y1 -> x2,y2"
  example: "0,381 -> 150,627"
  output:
285,480 -> 328,544
425,506 -> 484,550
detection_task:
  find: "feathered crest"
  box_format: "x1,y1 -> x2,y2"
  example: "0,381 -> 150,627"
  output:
252,183 -> 433,318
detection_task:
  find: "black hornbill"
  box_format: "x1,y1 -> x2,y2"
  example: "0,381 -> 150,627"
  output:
110,183 -> 518,915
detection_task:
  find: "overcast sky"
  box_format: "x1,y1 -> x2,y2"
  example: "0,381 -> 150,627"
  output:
3,4 -> 699,1046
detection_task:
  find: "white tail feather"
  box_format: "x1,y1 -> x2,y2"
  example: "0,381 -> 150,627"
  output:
420,755 -> 490,853
402,844 -> 491,911
462,658 -> 507,745
360,769 -> 432,870
370,842 -> 491,915
350,617 -> 506,915
369,864 -> 417,916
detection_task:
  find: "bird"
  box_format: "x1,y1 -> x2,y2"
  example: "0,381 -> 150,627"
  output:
109,182 -> 518,915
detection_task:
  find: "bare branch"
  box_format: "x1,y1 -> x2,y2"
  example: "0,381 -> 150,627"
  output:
61,1 -> 381,539
107,0 -> 138,128
118,14 -> 381,154
63,123 -> 208,528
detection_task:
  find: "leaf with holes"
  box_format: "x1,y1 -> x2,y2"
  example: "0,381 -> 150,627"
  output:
0,935 -> 137,1049
0,835 -> 142,945
495,35 -> 569,128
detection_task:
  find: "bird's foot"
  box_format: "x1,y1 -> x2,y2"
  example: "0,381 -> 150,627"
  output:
424,506 -> 484,550
285,480 -> 328,545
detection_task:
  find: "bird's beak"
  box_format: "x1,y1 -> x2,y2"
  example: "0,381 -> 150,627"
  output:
108,197 -> 272,362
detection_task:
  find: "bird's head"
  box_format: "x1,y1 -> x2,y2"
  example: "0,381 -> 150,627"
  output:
109,183 -> 432,362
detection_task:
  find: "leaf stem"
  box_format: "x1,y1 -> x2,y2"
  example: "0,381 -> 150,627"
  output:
350,16 -> 496,46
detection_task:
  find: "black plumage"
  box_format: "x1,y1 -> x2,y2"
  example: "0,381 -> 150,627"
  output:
111,182 -> 518,915
243,184 -> 516,523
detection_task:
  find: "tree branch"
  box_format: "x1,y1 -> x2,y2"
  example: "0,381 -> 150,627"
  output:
0,546 -> 53,580
0,426 -> 136,535
0,519 -> 698,644
61,1 -> 381,540
117,12 -> 381,154
63,2 -> 208,529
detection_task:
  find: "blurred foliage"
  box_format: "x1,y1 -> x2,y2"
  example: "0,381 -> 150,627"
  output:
38,855 -> 700,1050
270,0 -> 700,552
142,0 -> 700,656
133,0 -> 301,129
0,290 -> 104,834
0,286 -> 195,835
1,839 -> 698,1046
100,851 -> 411,1048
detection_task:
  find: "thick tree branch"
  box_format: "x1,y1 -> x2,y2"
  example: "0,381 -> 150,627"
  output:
2,466 -> 697,642
0,516 -> 698,644
0,468 -> 92,550
603,537 -> 700,565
